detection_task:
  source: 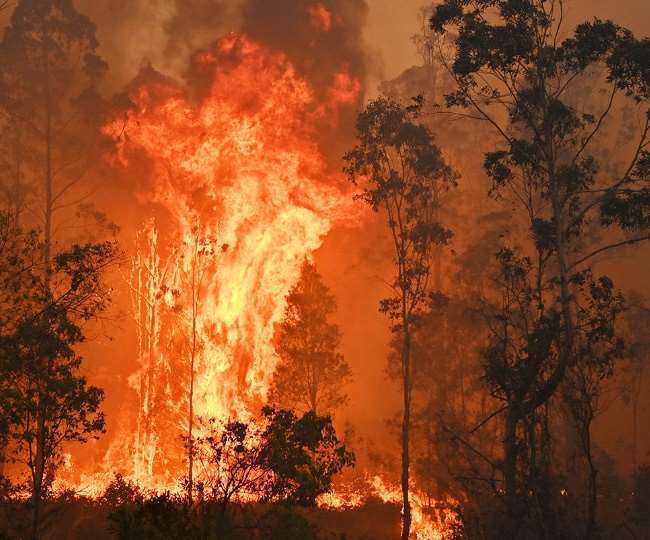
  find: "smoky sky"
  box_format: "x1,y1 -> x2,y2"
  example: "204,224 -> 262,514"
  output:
240,0 -> 368,95
72,0 -> 370,98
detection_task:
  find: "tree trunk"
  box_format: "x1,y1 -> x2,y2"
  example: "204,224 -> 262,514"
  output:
35,46 -> 51,526
32,400 -> 46,540
401,321 -> 412,540
503,407 -> 520,536
580,412 -> 598,540
187,318 -> 196,505
43,41 -> 53,277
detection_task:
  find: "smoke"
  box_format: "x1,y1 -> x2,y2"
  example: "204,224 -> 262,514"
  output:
74,0 -> 371,97
74,0 -> 237,89
240,0 -> 368,96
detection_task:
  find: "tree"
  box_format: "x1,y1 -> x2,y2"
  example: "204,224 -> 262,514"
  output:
181,225 -> 215,504
269,261 -> 351,416
194,407 -> 354,518
477,248 -> 624,536
0,215 -> 117,539
431,2 -> 649,535
0,0 -> 108,263
344,97 -> 455,540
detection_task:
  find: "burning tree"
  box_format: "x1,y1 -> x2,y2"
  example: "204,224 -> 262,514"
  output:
126,223 -> 181,488
345,97 -> 456,540
269,261 -> 351,416
102,34 -> 360,491
180,224 -> 217,504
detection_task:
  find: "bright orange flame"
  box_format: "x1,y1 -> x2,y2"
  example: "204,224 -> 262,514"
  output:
317,477 -> 459,539
90,34 -> 361,491
369,477 -> 459,540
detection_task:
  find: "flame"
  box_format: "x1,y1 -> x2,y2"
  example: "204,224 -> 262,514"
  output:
317,477 -> 459,539
369,477 -> 459,540
95,34 -> 360,490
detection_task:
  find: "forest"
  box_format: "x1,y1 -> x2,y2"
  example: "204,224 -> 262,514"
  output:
0,0 -> 649,539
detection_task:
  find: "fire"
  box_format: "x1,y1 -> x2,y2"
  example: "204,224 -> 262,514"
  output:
369,477 -> 459,540
52,31 -> 457,540
94,34 -> 360,491
317,477 -> 459,539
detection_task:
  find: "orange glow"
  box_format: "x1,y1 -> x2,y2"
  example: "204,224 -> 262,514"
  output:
307,4 -> 333,32
50,32 -> 457,539
317,477 -> 458,539
369,477 -> 459,540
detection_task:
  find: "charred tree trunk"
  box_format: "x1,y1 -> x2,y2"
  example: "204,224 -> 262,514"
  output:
503,407 -> 519,533
31,41 -> 54,540
584,427 -> 598,540
31,376 -> 48,540
187,311 -> 196,504
401,317 -> 412,540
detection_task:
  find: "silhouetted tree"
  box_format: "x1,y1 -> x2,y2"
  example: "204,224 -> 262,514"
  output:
477,248 -> 624,536
0,0 -> 108,262
194,407 -> 354,518
0,214 -> 116,539
432,2 -> 649,536
344,96 -> 455,540
269,261 -> 351,416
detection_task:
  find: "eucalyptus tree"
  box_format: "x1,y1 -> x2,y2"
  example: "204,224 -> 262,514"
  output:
0,0 -> 108,263
0,214 -> 117,539
345,97 -> 455,540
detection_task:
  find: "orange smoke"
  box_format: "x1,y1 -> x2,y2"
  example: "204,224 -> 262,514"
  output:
307,4 -> 333,32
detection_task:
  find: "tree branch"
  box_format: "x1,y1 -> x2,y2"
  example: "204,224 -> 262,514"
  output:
569,234 -> 650,271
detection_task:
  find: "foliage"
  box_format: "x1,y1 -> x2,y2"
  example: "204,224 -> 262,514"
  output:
269,261 -> 351,415
482,250 -> 624,410
194,407 -> 355,510
429,1 -> 648,536
259,506 -> 317,540
108,492 -> 219,540
0,215 -> 117,536
0,0 -> 106,126
101,474 -> 144,507
431,0 -> 650,256
345,96 -> 455,330
0,0 -> 110,233
108,494 -> 318,540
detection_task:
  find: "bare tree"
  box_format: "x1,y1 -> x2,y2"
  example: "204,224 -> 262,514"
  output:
182,224 -> 215,504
